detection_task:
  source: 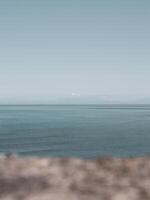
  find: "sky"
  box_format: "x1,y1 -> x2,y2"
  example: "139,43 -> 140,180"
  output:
0,0 -> 150,104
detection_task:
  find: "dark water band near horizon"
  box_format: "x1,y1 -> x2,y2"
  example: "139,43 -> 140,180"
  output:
0,105 -> 150,158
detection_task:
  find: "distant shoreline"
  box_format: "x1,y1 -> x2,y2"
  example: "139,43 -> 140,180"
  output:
1,104 -> 150,106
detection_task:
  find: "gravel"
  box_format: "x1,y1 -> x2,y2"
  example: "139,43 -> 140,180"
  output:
0,154 -> 150,200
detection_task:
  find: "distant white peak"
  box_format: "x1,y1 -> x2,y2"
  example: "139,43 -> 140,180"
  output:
71,93 -> 81,97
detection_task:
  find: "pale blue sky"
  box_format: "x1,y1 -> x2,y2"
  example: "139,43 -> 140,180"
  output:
0,0 -> 150,103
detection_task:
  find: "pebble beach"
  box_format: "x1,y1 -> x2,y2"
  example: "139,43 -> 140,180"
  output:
0,154 -> 150,200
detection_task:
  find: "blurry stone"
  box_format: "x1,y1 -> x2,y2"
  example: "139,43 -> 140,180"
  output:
0,155 -> 150,200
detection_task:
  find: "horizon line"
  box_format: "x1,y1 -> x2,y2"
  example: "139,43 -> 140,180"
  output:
0,103 -> 150,106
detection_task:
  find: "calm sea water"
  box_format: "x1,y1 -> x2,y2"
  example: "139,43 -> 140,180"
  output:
0,105 -> 150,158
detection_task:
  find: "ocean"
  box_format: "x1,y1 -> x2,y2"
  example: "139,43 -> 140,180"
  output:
0,105 -> 150,158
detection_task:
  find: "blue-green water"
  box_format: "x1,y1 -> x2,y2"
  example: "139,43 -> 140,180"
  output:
0,105 -> 150,158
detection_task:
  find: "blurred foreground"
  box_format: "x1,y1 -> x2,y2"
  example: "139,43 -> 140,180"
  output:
0,154 -> 150,200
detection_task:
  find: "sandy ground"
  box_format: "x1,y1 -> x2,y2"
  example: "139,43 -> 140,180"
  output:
0,154 -> 150,200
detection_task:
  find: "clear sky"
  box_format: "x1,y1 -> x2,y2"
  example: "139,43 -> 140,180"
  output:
0,0 -> 150,104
